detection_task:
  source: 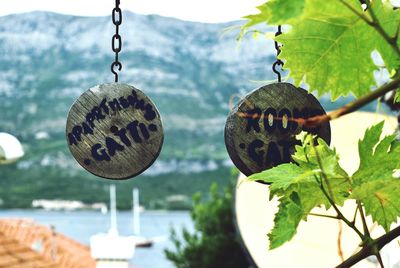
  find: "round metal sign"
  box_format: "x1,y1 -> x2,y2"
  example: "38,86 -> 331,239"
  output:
66,83 -> 164,180
225,82 -> 331,177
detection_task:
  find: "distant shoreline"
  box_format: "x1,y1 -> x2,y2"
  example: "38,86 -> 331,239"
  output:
0,208 -> 191,212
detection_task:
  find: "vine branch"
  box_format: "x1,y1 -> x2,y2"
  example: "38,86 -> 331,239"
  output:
364,0 -> 400,58
312,144 -> 365,240
339,0 -> 400,58
309,213 -> 340,220
338,220 -> 344,262
336,225 -> 400,268
338,0 -> 373,25
302,77 -> 400,128
376,252 -> 385,268
357,201 -> 371,238
352,205 -> 359,224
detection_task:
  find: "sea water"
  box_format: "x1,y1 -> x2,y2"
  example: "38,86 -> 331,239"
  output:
0,209 -> 193,268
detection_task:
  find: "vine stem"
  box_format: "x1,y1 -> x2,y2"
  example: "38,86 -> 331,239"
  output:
336,225 -> 400,268
318,179 -> 365,240
364,0 -> 400,58
301,77 -> 400,128
298,0 -> 400,129
309,213 -> 340,220
352,205 -> 359,224
338,0 -> 373,25
311,143 -> 365,240
376,252 -> 385,268
339,0 -> 400,58
338,220 -> 344,262
357,201 -> 371,238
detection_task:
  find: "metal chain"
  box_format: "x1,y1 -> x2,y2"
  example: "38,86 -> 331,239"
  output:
271,1 -> 372,82
111,0 -> 122,82
272,25 -> 283,82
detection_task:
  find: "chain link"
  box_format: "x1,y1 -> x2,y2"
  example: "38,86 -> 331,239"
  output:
111,0 -> 122,82
272,25 -> 283,82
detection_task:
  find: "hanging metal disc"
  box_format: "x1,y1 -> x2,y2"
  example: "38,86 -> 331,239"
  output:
225,82 -> 331,177
66,83 -> 164,180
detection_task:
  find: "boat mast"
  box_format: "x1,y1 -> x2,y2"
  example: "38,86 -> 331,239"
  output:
132,188 -> 140,236
109,184 -> 118,236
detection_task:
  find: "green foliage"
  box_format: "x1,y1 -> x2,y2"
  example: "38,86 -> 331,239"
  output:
0,12 -> 380,209
242,3 -> 400,265
249,135 -> 351,248
164,176 -> 250,268
249,123 -> 400,249
0,136 -> 231,210
395,89 -> 400,103
242,0 -> 400,100
243,0 -> 304,27
351,122 -> 400,231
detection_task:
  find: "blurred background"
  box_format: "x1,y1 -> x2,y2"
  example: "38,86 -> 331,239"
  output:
0,0 -> 392,267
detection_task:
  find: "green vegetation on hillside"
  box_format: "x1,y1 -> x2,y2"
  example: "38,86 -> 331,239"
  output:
165,173 -> 250,268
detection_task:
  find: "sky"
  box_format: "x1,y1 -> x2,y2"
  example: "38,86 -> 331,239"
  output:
0,0 -> 265,23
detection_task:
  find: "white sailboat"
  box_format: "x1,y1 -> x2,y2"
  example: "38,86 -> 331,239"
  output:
131,188 -> 153,248
90,184 -> 136,268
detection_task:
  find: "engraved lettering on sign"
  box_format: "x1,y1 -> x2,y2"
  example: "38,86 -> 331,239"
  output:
224,83 -> 331,177
67,89 -> 158,166
241,106 -> 322,168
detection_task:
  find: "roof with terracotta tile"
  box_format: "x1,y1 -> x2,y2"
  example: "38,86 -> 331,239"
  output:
0,218 -> 96,268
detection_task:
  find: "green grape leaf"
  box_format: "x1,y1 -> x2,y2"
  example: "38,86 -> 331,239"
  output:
395,89 -> 400,103
373,1 -> 400,75
243,0 -> 400,100
248,136 -> 351,248
357,121 -> 385,171
248,162 -> 315,195
352,180 -> 400,232
268,192 -> 303,249
351,122 -> 400,231
243,0 -> 305,28
279,0 -> 372,99
353,121 -> 399,186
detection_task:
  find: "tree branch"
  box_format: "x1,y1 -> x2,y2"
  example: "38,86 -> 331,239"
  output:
301,77 -> 400,128
336,225 -> 400,268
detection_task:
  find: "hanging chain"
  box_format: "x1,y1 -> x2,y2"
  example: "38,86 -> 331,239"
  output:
272,1 -> 368,82
272,25 -> 283,82
111,0 -> 122,82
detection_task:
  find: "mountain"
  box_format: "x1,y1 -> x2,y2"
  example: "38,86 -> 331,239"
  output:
0,11 -> 377,209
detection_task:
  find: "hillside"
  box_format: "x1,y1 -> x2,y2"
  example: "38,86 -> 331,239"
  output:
0,11 -> 377,209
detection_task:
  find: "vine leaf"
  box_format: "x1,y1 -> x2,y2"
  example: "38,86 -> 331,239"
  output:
268,193 -> 303,249
395,90 -> 400,103
351,122 -> 400,231
242,0 -> 305,27
248,123 -> 400,249
243,0 -> 400,100
373,0 -> 400,75
278,0 -> 392,99
352,180 -> 400,232
248,136 -> 351,249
